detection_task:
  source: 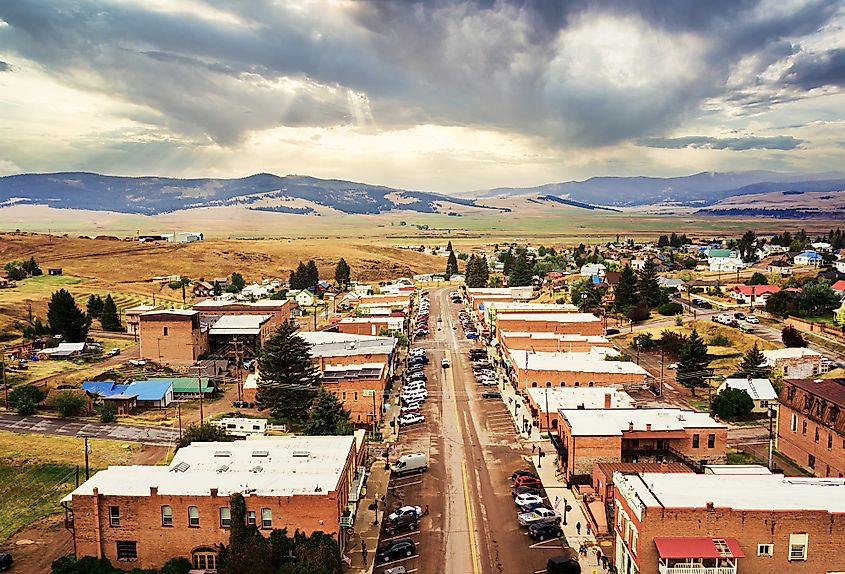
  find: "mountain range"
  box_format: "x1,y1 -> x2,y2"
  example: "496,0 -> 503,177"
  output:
1,170 -> 845,215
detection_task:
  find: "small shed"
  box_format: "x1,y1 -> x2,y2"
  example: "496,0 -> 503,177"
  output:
101,394 -> 138,415
48,267 -> 63,276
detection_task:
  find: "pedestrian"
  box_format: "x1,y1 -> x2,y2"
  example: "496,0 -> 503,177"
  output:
361,540 -> 368,564
579,543 -> 587,558
424,504 -> 430,515
586,522 -> 592,536
532,443 -> 537,453
602,555 -> 609,570
576,521 -> 581,535
595,547 -> 602,566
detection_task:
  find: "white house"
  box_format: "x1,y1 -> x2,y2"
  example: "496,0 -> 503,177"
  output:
580,263 -> 607,277
707,249 -> 746,272
793,250 -> 823,267
289,289 -> 316,307
811,242 -> 832,252
717,377 -> 778,414
835,258 -> 845,275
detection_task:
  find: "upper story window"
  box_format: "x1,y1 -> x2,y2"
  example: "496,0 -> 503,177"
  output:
161,505 -> 172,527
188,506 -> 200,527
109,506 -> 120,527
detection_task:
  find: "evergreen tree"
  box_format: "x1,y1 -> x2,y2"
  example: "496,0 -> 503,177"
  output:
657,235 -> 669,248
230,272 -> 246,291
86,294 -> 104,318
289,261 -> 307,290
508,253 -> 533,287
736,342 -> 770,378
746,272 -> 768,285
677,328 -> 710,396
257,322 -> 322,421
570,278 -> 605,312
445,250 -> 459,277
501,247 -> 516,275
636,258 -> 661,308
23,256 -> 42,276
218,493 -> 274,574
334,258 -> 351,286
465,254 -> 489,288
614,264 -> 638,311
446,240 -> 453,252
47,289 -> 90,343
213,282 -> 222,296
99,294 -> 121,331
737,230 -> 758,262
303,388 -> 353,435
305,259 -> 319,287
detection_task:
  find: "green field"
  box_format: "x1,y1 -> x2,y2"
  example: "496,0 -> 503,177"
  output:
0,462 -> 78,542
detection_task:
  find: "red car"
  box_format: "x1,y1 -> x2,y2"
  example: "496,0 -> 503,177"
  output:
513,475 -> 542,488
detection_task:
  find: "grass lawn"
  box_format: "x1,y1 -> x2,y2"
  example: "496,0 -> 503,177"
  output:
726,449 -> 762,465
0,430 -> 140,542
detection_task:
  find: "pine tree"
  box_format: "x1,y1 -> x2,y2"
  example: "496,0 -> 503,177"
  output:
465,254 -> 489,288
614,264 -> 638,311
257,322 -> 322,421
47,289 -> 90,342
502,247 -> 516,275
99,294 -> 121,331
230,272 -> 246,291
334,258 -> 351,286
86,294 -> 104,318
737,342 -> 770,378
303,388 -> 353,435
446,241 -> 453,252
446,250 -> 459,277
677,328 -> 710,396
637,258 -> 661,308
508,253 -> 533,287
305,259 -> 319,287
213,282 -> 222,296
290,261 -> 308,290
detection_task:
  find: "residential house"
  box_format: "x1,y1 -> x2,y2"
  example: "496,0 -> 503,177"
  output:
193,281 -> 215,298
767,257 -> 793,277
707,249 -> 745,272
580,263 -> 607,277
613,472 -> 845,574
716,377 -> 778,414
48,267 -> 62,276
832,279 -> 845,296
778,377 -> 845,477
37,342 -> 87,360
289,289 -> 317,307
124,379 -> 174,408
39,389 -> 94,414
657,277 -> 684,290
835,258 -> 845,275
62,435 -> 364,570
762,348 -> 824,379
145,377 -> 215,399
793,250 -> 823,267
728,284 -> 780,306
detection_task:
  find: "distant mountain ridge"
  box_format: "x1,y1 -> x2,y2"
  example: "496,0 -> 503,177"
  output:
479,171 -> 845,207
0,172 -> 504,215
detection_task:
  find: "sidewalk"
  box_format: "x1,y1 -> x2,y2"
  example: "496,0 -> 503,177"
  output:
345,459 -> 390,573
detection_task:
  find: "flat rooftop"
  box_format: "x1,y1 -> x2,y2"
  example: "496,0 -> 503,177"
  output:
509,350 -> 647,375
526,387 -> 636,412
488,302 -> 579,312
194,298 -> 288,308
501,331 -> 610,343
762,347 -> 822,362
497,313 -> 600,323
63,435 -> 356,500
323,362 -> 386,382
617,473 -> 845,513
300,332 -> 397,357
560,408 -> 725,436
208,314 -> 270,335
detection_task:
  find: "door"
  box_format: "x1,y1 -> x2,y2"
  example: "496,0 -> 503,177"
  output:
193,548 -> 218,572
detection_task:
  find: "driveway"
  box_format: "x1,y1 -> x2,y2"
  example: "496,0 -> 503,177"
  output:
0,413 -> 179,445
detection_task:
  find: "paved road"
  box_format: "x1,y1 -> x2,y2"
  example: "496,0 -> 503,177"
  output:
0,413 -> 179,445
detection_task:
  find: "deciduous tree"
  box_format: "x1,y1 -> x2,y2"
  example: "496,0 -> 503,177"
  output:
712,387 -> 754,420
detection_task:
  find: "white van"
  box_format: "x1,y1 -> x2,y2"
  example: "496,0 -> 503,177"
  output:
391,452 -> 428,476
402,389 -> 428,402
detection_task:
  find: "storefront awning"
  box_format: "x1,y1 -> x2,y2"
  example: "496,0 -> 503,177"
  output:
654,537 -> 745,559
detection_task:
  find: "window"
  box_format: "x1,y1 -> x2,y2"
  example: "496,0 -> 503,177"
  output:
808,454 -> 816,469
757,544 -> 773,557
109,506 -> 120,527
788,533 -> 808,561
163,326 -> 169,336
342,392 -> 347,401
220,507 -> 231,528
188,506 -> 200,527
815,427 -> 819,443
161,505 -> 172,527
802,420 -> 807,435
791,413 -> 797,432
707,434 -> 715,449
247,511 -> 256,526
193,548 -> 218,571
261,508 -> 272,529
574,382 -> 580,387
116,541 -> 137,561
692,434 -> 700,448
760,400 -> 769,408
354,392 -> 358,401
829,433 -> 834,449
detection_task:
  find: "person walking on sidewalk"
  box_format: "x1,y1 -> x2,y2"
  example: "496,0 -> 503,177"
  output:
595,547 -> 602,566
532,444 -> 536,454
586,522 -> 592,536
601,554 -> 609,570
361,540 -> 368,565
576,521 -> 581,535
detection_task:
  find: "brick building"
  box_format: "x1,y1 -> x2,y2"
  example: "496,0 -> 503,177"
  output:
762,347 -> 824,379
506,350 -> 650,390
613,472 -> 845,574
192,299 -> 292,332
336,316 -> 403,336
300,332 -> 397,375
125,304 -> 162,338
63,434 -> 365,571
322,363 -> 388,428
498,331 -> 613,354
482,302 -> 579,331
207,314 -> 273,358
525,387 -> 636,432
555,408 -> 727,482
139,310 -> 209,367
495,312 -> 603,339
778,378 -> 845,478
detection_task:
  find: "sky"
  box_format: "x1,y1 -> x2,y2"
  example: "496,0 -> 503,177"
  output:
1,0 -> 844,193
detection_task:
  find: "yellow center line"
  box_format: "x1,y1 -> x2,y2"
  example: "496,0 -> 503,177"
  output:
462,459 -> 481,574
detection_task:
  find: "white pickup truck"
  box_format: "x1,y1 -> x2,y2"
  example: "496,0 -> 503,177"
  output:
517,507 -> 561,527
712,313 -> 733,325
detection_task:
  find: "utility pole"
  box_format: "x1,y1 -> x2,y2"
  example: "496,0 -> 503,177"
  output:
659,348 -> 664,397
177,402 -> 183,441
2,349 -> 8,410
235,339 -> 243,402
84,436 -> 90,480
196,367 -> 204,423
544,387 -> 551,435
768,406 -> 775,470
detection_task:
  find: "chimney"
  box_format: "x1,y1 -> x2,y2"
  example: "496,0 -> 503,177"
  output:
150,486 -> 158,497
628,421 -> 634,432
210,488 -> 218,497
646,423 -> 652,431
659,460 -> 669,471
604,393 -> 612,409
706,501 -> 715,512
747,374 -> 752,382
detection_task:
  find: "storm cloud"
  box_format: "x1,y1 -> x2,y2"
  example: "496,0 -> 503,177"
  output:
642,135 -> 804,151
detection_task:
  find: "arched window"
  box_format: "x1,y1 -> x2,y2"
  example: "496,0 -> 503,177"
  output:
574,382 -> 580,387
560,382 -> 565,387
545,382 -> 552,388
532,382 -> 538,388
193,548 -> 218,572
588,381 -> 594,387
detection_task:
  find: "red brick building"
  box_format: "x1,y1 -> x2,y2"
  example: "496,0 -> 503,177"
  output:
524,387 -> 636,432
495,312 -> 603,339
506,350 -> 650,390
336,316 -> 403,336
498,331 -> 613,353
63,435 -> 364,571
322,363 -> 387,428
192,299 -> 292,332
139,310 -> 209,367
613,472 -> 845,574
778,378 -> 845,478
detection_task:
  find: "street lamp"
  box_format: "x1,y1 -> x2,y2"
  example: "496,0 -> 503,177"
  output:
768,406 -> 776,470
562,501 -> 572,525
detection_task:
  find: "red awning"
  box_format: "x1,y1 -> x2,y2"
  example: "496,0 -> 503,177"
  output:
654,537 -> 745,559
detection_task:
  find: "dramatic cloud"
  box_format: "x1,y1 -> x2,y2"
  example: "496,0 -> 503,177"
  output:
0,60 -> 11,72
0,0 -> 843,190
642,135 -> 804,151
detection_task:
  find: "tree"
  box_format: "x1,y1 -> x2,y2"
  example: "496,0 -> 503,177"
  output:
53,391 -> 89,417
570,278 -> 604,312
737,230 -> 757,262
445,250 -> 459,277
765,290 -> 795,317
230,272 -> 246,291
176,422 -> 233,449
737,342 -> 770,378
614,264 -> 638,311
446,240 -> 453,252
290,261 -> 308,290
86,294 -> 104,318
213,282 -> 222,296
305,260 -> 319,287
257,322 -> 322,421
23,256 -> 42,276
626,303 -> 650,323
303,388 -> 353,436
796,280 -> 840,316
747,272 -> 769,286
657,235 -> 669,248
782,325 -> 807,348
658,330 -> 687,356
501,247 -> 516,276
677,328 -> 710,396
9,385 -> 45,415
657,302 -> 683,316
334,258 -> 351,286
47,289 -> 90,342
218,493 -> 275,574
465,254 -> 490,288
100,404 -> 116,423
636,259 -> 661,308
99,294 -> 121,331
712,387 -> 754,420
508,252 -> 533,287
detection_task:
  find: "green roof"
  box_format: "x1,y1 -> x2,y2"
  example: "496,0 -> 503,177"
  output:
146,377 -> 214,394
708,249 -> 733,258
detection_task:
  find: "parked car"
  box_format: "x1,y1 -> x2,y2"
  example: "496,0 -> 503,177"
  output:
745,315 -> 759,324
0,553 -> 11,571
376,538 -> 416,563
388,505 -> 423,522
546,554 -> 581,574
512,485 -> 541,497
528,521 -> 564,541
385,506 -> 422,535
734,312 -> 746,320
605,328 -> 620,336
515,493 -> 544,508
518,507 -> 561,527
390,453 -> 428,476
398,413 -> 426,427
481,390 -> 502,399
441,358 -> 450,368
513,475 -> 542,488
511,469 -> 539,481
465,332 -> 479,339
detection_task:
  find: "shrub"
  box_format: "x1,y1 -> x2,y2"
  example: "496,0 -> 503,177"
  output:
674,314 -> 684,326
782,325 -> 807,348
657,330 -> 687,355
626,304 -> 650,323
16,397 -> 36,416
657,302 -> 683,316
9,384 -> 46,407
53,391 -> 89,417
712,387 -> 754,420
100,404 -> 116,423
709,334 -> 731,347
633,332 -> 656,350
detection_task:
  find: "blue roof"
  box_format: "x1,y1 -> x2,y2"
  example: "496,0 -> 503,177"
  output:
82,381 -> 131,397
591,275 -> 602,284
799,250 -> 821,259
125,379 -> 172,401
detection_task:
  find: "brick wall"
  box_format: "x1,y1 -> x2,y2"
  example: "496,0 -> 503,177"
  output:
326,377 -> 385,427
496,318 -> 602,337
197,302 -> 291,332
500,333 -> 613,353
513,368 -> 646,390
139,315 -> 208,367
778,403 -> 845,477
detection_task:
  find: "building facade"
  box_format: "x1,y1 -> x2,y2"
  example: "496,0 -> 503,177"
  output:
139,310 -> 209,367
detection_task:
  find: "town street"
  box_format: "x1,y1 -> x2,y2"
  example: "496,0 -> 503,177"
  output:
0,413 -> 179,445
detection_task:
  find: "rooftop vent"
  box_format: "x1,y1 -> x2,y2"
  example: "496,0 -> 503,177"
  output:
251,465 -> 264,473
214,451 -> 232,457
171,462 -> 190,473
217,465 -> 229,473
252,451 -> 269,457
292,450 -> 310,458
